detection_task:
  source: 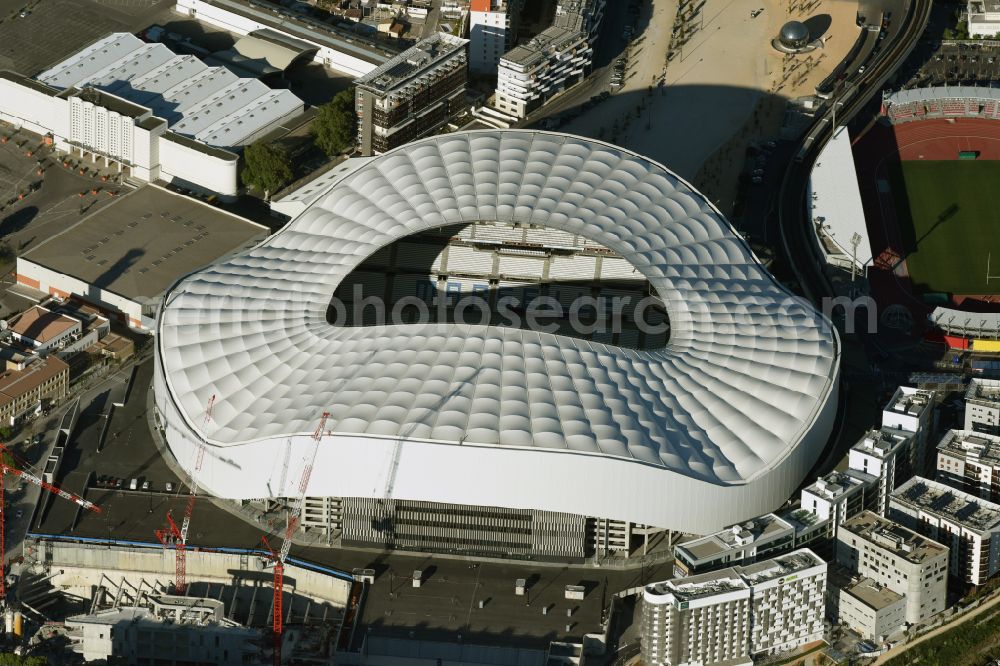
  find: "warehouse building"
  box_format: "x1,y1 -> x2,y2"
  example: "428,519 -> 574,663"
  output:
354,32 -> 469,156
16,186 -> 267,331
175,0 -> 402,77
0,32 -> 305,198
890,477 -> 1000,586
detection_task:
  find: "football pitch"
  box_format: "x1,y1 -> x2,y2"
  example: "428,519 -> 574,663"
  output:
889,160 -> 1000,295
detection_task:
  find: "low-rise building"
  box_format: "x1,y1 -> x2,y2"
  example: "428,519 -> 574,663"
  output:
937,429 -> 1000,503
801,469 -> 877,528
9,305 -> 82,353
836,511 -> 948,625
968,0 -> 1000,38
354,32 -> 469,156
0,355 -> 69,425
837,578 -> 907,641
890,477 -> 1000,586
964,378 -> 1000,435
849,427 -> 913,515
641,549 -> 826,666
66,594 -> 260,665
494,0 -> 605,118
673,513 -> 794,578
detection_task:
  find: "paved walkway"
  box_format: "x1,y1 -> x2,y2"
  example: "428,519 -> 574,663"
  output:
873,593 -> 1000,665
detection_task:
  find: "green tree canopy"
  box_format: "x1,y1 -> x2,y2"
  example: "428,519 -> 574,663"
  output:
241,142 -> 293,200
312,88 -> 357,156
0,654 -> 50,666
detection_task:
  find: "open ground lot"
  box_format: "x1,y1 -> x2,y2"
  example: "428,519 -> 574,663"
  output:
889,159 -> 1000,295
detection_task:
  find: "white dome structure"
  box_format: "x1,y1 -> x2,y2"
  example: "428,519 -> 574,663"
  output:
153,130 -> 840,533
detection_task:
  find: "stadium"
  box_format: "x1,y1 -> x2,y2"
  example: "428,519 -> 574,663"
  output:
153,130 -> 840,557
854,86 -> 1000,348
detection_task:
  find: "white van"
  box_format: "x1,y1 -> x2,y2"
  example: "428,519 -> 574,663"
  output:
129,478 -> 138,491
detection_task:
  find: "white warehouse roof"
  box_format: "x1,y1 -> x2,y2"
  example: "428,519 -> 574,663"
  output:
154,131 -> 840,533
37,32 -> 302,148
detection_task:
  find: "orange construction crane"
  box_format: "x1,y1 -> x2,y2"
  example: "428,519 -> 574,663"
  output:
262,410 -> 329,666
0,442 -> 101,597
156,394 -> 214,594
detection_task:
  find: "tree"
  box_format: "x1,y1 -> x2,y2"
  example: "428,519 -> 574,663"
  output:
241,142 -> 293,200
0,654 -> 49,666
312,88 -> 357,156
0,242 -> 14,265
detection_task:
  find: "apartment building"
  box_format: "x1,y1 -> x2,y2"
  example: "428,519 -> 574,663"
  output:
673,513 -> 794,578
881,386 -> 936,474
848,427 -> 913,515
836,511 -> 948,625
965,379 -> 1000,436
354,32 -> 469,156
494,0 -> 605,118
800,469 -> 877,528
937,429 -> 1000,503
0,355 -> 69,426
641,550 -> 826,666
469,0 -> 521,74
740,551 -> 827,657
890,477 -> 1000,586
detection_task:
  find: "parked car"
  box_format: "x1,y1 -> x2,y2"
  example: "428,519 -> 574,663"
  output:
142,480 -> 150,491
165,482 -> 173,492
129,478 -> 138,491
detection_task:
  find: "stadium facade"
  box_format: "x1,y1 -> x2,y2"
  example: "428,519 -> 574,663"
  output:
153,131 -> 840,557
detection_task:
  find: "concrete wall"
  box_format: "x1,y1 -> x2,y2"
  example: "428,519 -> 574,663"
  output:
175,0 -> 380,77
16,259 -> 144,329
158,135 -> 239,198
0,78 -> 69,138
32,539 -> 351,607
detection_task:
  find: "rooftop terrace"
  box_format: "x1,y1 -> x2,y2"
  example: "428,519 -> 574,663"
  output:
840,510 -> 947,563
892,477 -> 1000,532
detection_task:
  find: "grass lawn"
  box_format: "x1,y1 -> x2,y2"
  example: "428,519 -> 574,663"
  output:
889,160 -> 1000,295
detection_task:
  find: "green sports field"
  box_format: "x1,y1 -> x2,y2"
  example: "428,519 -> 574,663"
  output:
889,160 -> 1000,295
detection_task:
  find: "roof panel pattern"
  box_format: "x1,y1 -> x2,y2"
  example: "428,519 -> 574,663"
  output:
158,131 -> 839,486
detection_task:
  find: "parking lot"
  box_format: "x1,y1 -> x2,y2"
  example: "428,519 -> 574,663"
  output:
910,41 -> 1000,87
0,0 -> 173,75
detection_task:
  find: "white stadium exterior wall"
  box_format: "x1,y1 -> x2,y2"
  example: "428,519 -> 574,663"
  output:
154,130 -> 840,534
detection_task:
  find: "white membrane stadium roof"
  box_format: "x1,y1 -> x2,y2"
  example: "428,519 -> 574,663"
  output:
158,131 -> 839,489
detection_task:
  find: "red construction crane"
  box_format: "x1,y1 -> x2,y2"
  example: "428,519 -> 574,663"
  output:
261,410 -> 329,666
0,442 -> 101,597
155,394 -> 214,595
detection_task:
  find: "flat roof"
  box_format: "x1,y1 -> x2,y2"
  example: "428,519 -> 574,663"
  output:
21,186 -> 266,302
810,126 -> 871,269
892,476 -> 1000,532
938,429 -> 1000,467
676,513 -> 794,562
852,427 -> 911,459
198,0 -> 401,67
840,511 -> 948,563
355,32 -> 467,93
844,578 -> 904,611
0,70 -> 58,96
966,378 -> 1000,405
10,306 -> 79,344
737,549 -> 825,585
